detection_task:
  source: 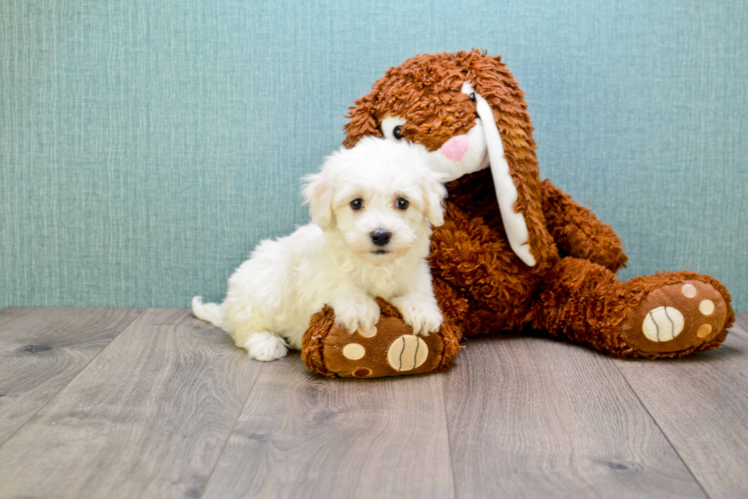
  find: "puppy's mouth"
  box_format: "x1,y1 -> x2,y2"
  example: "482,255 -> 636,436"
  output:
371,249 -> 390,255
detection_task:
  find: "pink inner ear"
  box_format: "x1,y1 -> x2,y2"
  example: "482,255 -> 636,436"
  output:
439,135 -> 469,162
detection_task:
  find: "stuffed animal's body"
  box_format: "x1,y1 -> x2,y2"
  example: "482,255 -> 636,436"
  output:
302,50 -> 734,378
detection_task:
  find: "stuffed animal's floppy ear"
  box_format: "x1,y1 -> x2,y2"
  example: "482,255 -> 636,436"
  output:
469,54 -> 555,266
302,172 -> 335,231
342,91 -> 383,149
422,171 -> 448,227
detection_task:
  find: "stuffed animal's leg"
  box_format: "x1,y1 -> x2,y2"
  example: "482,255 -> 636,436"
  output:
541,180 -> 628,273
301,280 -> 465,378
532,257 -> 734,358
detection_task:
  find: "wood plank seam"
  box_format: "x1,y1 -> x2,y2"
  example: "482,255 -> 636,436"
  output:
200,360 -> 267,499
611,361 -> 709,498
202,356 -> 456,498
441,373 -> 460,499
0,308 -> 146,452
0,309 -> 264,498
444,335 -> 707,498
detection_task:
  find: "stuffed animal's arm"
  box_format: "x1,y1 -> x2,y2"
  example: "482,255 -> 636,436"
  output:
541,179 -> 627,273
428,207 -> 539,331
429,203 -> 531,297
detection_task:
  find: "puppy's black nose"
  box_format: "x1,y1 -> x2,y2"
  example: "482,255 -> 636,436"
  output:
370,229 -> 392,246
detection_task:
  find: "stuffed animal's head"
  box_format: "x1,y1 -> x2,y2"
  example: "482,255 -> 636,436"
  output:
343,49 -> 553,267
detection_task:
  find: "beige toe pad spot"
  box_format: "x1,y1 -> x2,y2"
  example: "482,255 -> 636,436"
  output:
699,299 -> 715,316
697,324 -> 713,338
642,306 -> 685,342
681,283 -> 698,298
387,335 -> 429,372
342,343 -> 365,360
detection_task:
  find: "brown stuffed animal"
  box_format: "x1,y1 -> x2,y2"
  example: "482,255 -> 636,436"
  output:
302,50 -> 734,378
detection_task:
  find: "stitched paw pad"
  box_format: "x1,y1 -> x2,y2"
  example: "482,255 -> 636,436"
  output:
622,280 -> 728,354
321,316 -> 444,378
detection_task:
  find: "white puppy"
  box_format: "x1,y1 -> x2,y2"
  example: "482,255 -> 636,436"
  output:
192,137 -> 447,361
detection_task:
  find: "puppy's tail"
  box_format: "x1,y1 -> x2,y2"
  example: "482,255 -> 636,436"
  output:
191,296 -> 224,329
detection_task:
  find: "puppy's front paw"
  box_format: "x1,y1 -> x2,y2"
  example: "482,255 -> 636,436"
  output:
392,296 -> 443,336
244,332 -> 288,361
331,296 -> 381,335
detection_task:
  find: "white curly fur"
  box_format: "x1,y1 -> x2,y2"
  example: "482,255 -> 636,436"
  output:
192,138 -> 446,361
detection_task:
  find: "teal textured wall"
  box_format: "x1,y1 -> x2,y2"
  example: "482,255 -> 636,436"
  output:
1,0 -> 746,310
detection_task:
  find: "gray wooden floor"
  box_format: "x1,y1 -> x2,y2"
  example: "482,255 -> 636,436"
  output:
1,308 -> 747,499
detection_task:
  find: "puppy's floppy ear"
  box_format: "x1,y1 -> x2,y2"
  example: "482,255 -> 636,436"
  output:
421,170 -> 448,227
302,171 -> 335,231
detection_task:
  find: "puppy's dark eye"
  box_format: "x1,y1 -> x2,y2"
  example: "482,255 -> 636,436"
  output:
393,125 -> 403,140
469,93 -> 476,103
350,198 -> 364,211
396,198 -> 409,210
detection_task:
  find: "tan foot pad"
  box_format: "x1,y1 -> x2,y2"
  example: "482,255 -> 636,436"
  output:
621,280 -> 728,354
321,317 -> 444,378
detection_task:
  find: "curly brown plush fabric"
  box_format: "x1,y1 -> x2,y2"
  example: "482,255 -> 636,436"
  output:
541,180 -> 628,273
301,305 -> 337,378
301,50 -> 734,377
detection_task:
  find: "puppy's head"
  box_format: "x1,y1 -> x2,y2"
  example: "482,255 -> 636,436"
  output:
303,137 -> 446,265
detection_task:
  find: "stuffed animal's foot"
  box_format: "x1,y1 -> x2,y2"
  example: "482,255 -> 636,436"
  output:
301,299 -> 462,378
320,318 -> 441,378
620,279 -> 729,356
